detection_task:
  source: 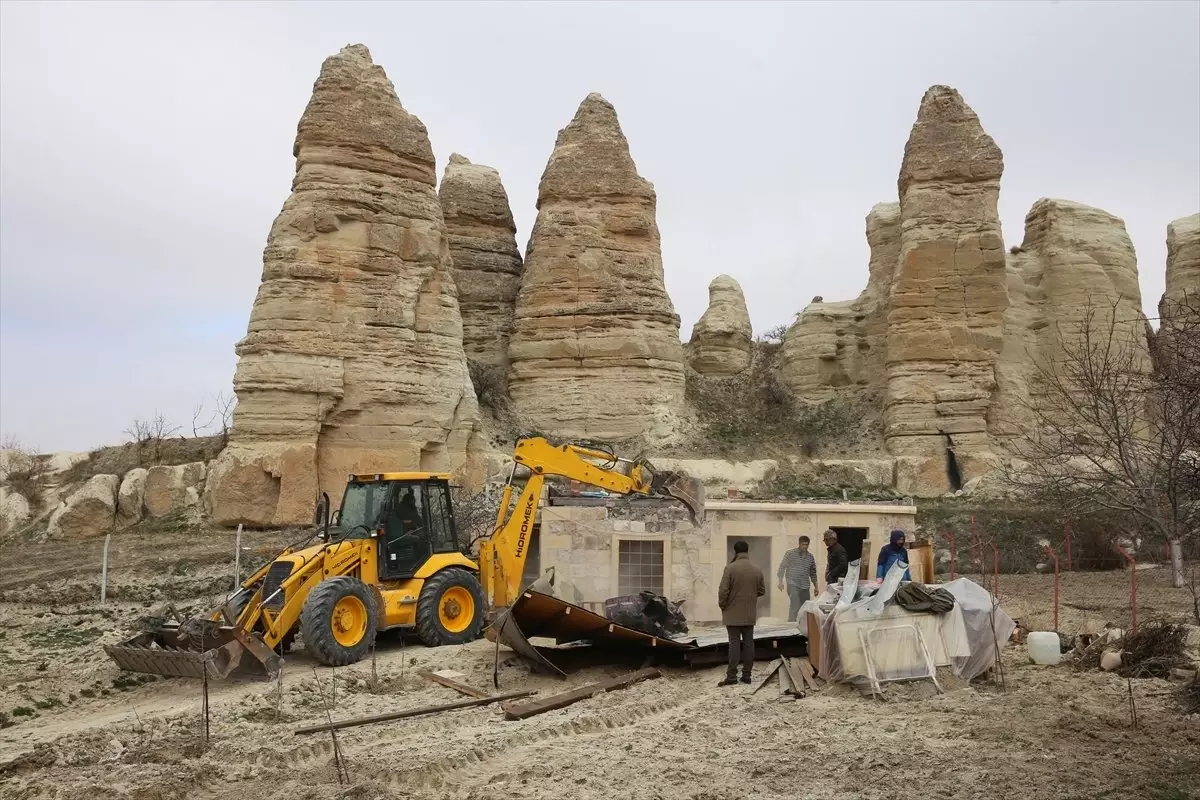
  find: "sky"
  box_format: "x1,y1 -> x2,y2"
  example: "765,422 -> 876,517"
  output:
1,0 -> 1198,453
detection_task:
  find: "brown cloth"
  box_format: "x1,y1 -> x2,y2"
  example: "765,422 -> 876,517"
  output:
718,553 -> 766,627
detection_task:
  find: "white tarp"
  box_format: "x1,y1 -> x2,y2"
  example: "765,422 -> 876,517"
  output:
801,574 -> 1013,685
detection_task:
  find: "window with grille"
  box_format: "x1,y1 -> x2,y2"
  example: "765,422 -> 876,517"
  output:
617,539 -> 665,596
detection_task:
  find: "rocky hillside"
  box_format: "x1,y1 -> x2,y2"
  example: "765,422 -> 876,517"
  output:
3,45 -> 1197,540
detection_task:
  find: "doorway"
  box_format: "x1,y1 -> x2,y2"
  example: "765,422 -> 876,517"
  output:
830,526 -> 870,581
725,536 -> 772,616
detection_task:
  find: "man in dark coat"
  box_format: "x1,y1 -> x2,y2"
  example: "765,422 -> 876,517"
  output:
824,529 -> 849,585
717,540 -> 766,686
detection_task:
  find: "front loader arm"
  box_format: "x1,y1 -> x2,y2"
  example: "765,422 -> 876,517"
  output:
481,436 -> 705,608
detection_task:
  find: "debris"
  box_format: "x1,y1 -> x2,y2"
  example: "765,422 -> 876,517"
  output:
1117,620 -> 1189,679
1169,668 -> 1197,682
780,657 -> 806,696
293,689 -> 536,735
604,591 -> 689,638
422,670 -> 490,699
500,668 -> 662,720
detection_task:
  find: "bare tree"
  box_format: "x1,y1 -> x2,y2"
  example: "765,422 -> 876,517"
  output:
125,412 -> 181,466
450,484 -> 503,553
212,390 -> 236,445
1003,293 -> 1199,587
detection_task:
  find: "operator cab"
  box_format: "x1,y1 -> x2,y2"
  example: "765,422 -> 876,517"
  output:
328,473 -> 461,580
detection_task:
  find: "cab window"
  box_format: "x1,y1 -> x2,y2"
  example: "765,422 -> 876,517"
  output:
426,482 -> 456,553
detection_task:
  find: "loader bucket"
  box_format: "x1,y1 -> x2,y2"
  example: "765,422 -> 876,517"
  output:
104,617 -> 282,680
652,471 -> 706,527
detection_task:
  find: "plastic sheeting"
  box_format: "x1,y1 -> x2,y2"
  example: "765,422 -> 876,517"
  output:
801,575 -> 1013,685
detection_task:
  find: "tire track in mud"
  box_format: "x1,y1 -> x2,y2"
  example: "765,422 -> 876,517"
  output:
351,676 -> 713,793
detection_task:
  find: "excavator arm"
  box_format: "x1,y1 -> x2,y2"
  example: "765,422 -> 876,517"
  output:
479,436 -> 705,608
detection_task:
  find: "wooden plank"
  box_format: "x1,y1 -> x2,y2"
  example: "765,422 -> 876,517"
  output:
421,670 -> 490,699
750,661 -> 781,695
293,689 -> 535,735
795,658 -> 820,691
781,656 -> 805,693
501,668 -> 662,720
778,658 -> 796,696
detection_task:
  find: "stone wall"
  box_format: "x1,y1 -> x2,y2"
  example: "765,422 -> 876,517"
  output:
536,500 -> 916,623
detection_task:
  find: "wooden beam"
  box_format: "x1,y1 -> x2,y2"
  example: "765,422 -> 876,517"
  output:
421,670 -> 490,699
781,657 -> 806,694
501,668 -> 662,720
750,661 -> 782,695
794,658 -> 820,691
293,689 -> 535,735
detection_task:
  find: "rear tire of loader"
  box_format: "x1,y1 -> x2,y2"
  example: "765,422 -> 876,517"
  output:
415,568 -> 485,647
299,577 -> 379,667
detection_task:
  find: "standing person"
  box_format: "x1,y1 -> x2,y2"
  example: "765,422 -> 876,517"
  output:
776,536 -> 819,623
875,529 -> 912,580
824,529 -> 849,586
717,540 -> 765,686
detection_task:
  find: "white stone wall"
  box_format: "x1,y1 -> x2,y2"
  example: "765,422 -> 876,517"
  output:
535,501 -> 917,624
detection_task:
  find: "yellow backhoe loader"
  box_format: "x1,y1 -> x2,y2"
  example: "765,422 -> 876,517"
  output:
104,435 -> 704,679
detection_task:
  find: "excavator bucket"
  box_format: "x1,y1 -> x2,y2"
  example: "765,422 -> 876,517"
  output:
104,612 -> 282,680
652,470 -> 706,526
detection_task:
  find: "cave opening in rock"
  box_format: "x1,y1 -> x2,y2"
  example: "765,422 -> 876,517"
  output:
942,432 -> 963,492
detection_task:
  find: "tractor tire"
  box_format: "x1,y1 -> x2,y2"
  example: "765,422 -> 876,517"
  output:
415,568 -> 485,647
299,577 -> 379,667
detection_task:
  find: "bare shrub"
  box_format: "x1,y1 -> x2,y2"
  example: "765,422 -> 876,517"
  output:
124,412 -> 181,467
685,341 -> 864,458
0,435 -> 50,508
467,360 -> 510,415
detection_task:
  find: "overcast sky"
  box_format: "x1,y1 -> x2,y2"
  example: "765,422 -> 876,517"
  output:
1,0 -> 1198,453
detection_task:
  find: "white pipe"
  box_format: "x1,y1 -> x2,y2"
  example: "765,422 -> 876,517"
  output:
233,523 -> 243,588
100,533 -> 111,604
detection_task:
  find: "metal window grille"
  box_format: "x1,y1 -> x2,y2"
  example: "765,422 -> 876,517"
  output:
617,539 -> 665,595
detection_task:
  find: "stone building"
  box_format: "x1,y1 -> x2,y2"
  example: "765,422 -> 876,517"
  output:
524,496 -> 917,624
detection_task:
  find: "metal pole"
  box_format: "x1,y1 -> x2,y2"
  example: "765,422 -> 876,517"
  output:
1116,545 -> 1137,634
1043,544 -> 1059,632
100,533 -> 111,604
1063,516 -> 1073,571
233,523 -> 243,589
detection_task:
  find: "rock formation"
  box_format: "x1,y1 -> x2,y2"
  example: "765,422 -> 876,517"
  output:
777,203 -> 898,400
507,93 -> 685,440
687,275 -> 752,375
438,154 -> 523,371
1161,213 -> 1200,320
989,199 -> 1153,443
207,44 -> 481,527
48,474 -> 118,538
145,462 -> 207,519
116,468 -> 147,529
886,86 -> 1008,491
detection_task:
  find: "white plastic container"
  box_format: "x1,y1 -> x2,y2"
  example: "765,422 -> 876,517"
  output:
1027,631 -> 1062,665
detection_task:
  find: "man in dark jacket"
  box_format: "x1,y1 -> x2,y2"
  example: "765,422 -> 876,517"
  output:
717,541 -> 765,686
824,529 -> 849,585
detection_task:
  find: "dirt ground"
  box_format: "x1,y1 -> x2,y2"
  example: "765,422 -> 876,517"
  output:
1,528 -> 1198,800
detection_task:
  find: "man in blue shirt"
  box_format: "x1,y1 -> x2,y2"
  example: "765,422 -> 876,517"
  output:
876,529 -> 912,581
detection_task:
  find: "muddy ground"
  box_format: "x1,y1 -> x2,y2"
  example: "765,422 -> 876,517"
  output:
1,527 -> 1197,800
